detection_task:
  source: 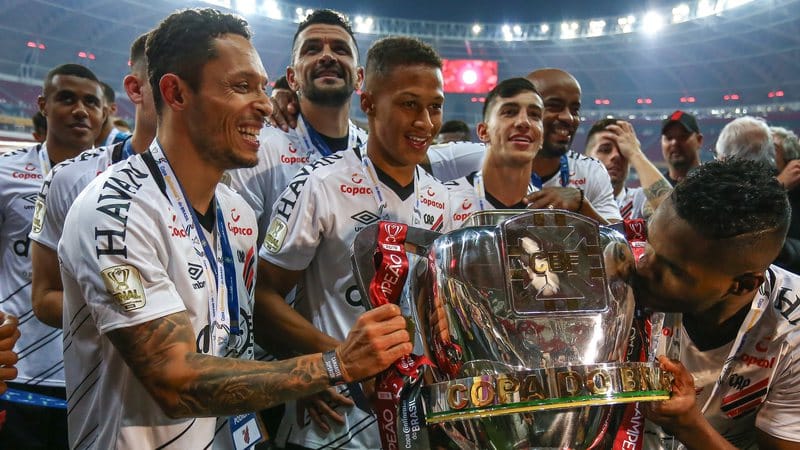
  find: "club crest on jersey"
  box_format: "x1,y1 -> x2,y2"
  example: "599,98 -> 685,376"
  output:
101,264 -> 146,311
30,196 -> 46,234
264,218 -> 288,254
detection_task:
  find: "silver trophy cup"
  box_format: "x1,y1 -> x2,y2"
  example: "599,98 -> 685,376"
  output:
352,210 -> 669,450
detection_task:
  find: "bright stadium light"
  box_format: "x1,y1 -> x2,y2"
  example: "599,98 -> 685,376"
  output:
560,21 -> 579,39
727,0 -> 754,8
588,19 -> 606,37
472,23 -> 482,34
672,3 -> 690,23
618,15 -> 636,33
235,0 -> 256,16
354,16 -> 374,33
461,69 -> 478,85
697,0 -> 716,17
642,11 -> 664,34
540,23 -> 550,34
263,0 -> 282,20
513,24 -> 522,35
502,24 -> 513,41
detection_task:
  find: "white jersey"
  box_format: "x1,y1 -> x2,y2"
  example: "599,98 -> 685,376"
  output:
427,141 -> 485,181
445,170 -> 537,228
615,186 -> 647,220
59,151 -> 258,450
228,119 -> 367,245
29,142 -> 127,251
0,144 -> 64,387
261,147 -> 454,449
644,266 -> 800,449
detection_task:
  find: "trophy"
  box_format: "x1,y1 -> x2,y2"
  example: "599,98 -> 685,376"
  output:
352,210 -> 670,449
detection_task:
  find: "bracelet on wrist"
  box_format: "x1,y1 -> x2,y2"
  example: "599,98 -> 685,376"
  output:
322,349 -> 345,386
576,188 -> 585,212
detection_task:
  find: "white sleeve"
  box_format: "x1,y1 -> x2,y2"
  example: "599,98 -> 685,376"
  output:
585,162 -> 623,222
259,169 -> 328,271
29,166 -> 90,250
59,191 -> 186,334
755,349 -> 800,442
428,142 -> 485,181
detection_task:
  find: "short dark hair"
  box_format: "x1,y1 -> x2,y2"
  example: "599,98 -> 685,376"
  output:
129,32 -> 148,73
440,120 -> 470,135
101,81 -> 116,104
42,64 -> 99,96
146,8 -> 251,112
673,159 -> 790,240
365,36 -> 441,89
585,118 -> 618,147
292,9 -> 357,61
32,111 -> 47,134
482,77 -> 539,120
272,75 -> 290,91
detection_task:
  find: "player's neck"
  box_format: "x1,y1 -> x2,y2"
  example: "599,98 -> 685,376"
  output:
300,98 -> 350,138
482,153 -> 531,206
130,111 -> 154,154
612,181 -> 624,196
531,154 -> 562,180
43,135 -> 87,165
684,295 -> 754,350
157,129 -> 221,215
366,140 -> 416,186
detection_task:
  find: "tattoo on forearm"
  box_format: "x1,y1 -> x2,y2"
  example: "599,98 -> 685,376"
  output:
643,179 -> 672,204
108,312 -> 328,418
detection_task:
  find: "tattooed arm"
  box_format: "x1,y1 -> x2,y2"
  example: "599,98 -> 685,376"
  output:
641,179 -> 673,220
107,304 -> 410,419
604,121 -> 673,219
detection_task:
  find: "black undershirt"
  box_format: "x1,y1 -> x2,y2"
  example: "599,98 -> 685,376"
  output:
318,133 -> 350,153
353,147 -> 415,200
142,150 -> 216,232
466,171 -> 526,209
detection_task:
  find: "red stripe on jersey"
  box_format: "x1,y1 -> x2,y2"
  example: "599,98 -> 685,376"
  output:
722,378 -> 769,404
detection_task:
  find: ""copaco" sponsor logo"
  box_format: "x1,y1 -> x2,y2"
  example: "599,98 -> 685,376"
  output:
340,184 -> 373,196
12,171 -> 42,180
227,222 -> 254,236
280,154 -> 311,165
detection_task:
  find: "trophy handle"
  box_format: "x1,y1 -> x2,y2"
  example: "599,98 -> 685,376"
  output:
350,223 -> 442,310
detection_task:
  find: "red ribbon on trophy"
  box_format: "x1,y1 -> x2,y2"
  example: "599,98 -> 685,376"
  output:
369,221 -> 432,450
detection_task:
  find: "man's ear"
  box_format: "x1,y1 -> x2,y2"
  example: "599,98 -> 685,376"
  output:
123,74 -> 143,105
37,96 -> 46,116
286,66 -> 299,92
159,74 -> 187,112
729,272 -> 764,296
360,91 -> 374,116
476,122 -> 490,143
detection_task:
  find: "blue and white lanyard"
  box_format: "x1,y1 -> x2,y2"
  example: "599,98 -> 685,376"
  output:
37,144 -> 52,176
149,142 -> 240,354
530,154 -> 569,189
473,170 -> 535,211
295,115 -> 362,158
359,145 -> 423,226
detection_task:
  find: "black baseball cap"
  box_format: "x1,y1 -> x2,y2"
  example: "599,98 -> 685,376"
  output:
661,110 -> 700,134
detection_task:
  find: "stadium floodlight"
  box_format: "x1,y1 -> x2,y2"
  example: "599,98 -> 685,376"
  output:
263,0 -> 282,20
354,16 -> 374,33
513,24 -> 522,35
560,21 -> 579,39
588,19 -> 606,37
642,11 -> 664,34
235,0 -> 256,16
697,0 -> 716,17
618,15 -> 635,33
727,0 -> 754,8
461,69 -> 478,85
540,23 -> 550,34
502,24 -> 513,41
472,24 -> 481,34
672,3 -> 690,23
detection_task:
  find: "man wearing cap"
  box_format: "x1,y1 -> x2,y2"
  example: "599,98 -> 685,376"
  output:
661,110 -> 704,185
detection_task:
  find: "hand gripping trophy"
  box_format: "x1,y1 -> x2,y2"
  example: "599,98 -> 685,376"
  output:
351,209 -> 671,449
